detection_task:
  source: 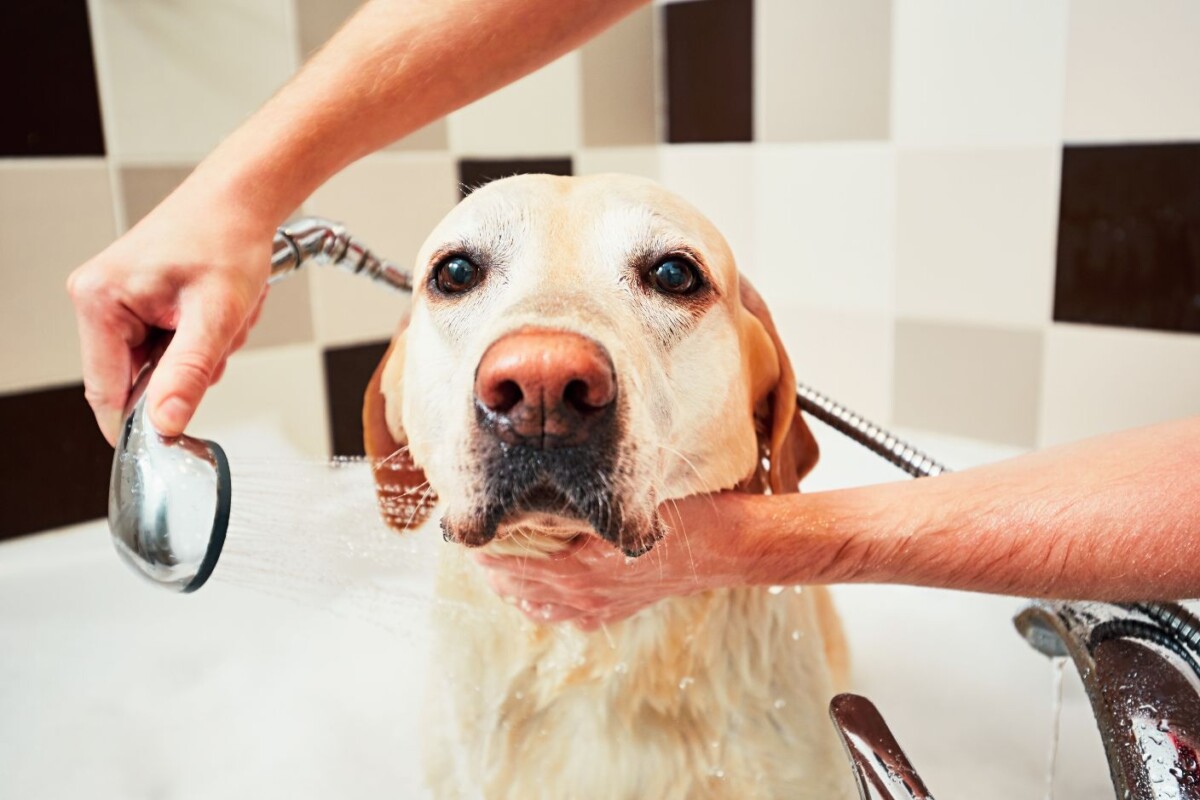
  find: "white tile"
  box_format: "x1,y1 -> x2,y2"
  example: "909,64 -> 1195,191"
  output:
896,147 -> 1060,327
576,147 -> 661,180
0,161 -> 117,393
756,0 -> 891,142
447,52 -> 581,157
754,143 -> 894,313
190,343 -> 329,457
88,0 -> 298,161
771,306 -> 894,425
303,153 -> 457,346
658,145 -> 756,272
1040,324 -> 1200,447
1063,0 -> 1200,142
892,0 -> 1069,146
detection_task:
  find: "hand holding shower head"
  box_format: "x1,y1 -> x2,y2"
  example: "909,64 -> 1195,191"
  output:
107,218 -> 415,592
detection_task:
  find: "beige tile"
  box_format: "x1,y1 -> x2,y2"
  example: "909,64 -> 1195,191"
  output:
386,120 -> 449,152
576,147 -> 661,180
189,343 -> 330,457
892,0 -> 1069,145
893,320 -> 1043,447
1040,324 -> 1200,447
658,145 -> 755,272
581,5 -> 657,146
303,153 -> 457,346
88,0 -> 298,161
772,306 -> 894,424
754,143 -> 894,313
1063,0 -> 1200,142
0,161 -> 117,393
119,165 -> 193,229
294,0 -> 363,58
756,0 -> 890,142
447,52 -> 581,157
896,147 -> 1060,327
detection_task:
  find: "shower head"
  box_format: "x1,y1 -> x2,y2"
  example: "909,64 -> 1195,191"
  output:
106,217 -> 414,592
108,357 -> 231,592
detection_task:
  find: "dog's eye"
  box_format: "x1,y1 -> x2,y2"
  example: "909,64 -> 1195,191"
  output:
434,256 -> 482,294
648,258 -> 699,295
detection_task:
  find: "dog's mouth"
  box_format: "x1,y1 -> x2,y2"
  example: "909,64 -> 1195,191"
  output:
439,448 -> 663,557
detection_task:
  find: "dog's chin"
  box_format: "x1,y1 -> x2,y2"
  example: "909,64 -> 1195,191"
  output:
440,485 -> 664,558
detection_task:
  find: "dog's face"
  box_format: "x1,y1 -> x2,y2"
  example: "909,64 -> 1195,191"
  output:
365,174 -> 816,556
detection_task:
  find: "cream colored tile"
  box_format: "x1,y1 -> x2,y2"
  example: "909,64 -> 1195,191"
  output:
88,0 -> 297,161
772,306 -> 894,424
1040,324 -> 1200,447
756,0 -> 890,142
892,0 -> 1069,145
447,52 -> 581,157
119,165 -> 193,229
294,0 -> 362,58
1063,0 -> 1200,142
1,161 -> 117,393
894,320 -> 1043,447
754,143 -> 894,313
247,272 -> 315,349
581,5 -> 657,146
303,153 -> 457,346
658,145 -> 755,272
189,343 -> 329,457
576,147 -> 661,180
386,120 -> 449,152
896,147 -> 1060,327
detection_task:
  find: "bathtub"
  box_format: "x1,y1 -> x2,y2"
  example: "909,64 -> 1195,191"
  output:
0,422 -> 1112,798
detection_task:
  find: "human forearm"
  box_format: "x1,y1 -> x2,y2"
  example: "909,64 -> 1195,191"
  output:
729,417 -> 1200,599
182,0 -> 646,225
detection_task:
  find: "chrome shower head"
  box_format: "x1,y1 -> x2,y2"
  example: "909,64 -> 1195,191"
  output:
106,217 -> 414,592
108,359 -> 231,592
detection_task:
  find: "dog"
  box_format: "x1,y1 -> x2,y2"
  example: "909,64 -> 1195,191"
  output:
362,174 -> 851,799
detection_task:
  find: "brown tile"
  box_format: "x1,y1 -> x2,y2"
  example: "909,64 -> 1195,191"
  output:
119,166 -> 194,229
1054,143 -> 1200,334
458,157 -> 573,198
893,320 -> 1043,447
664,0 -> 753,143
581,6 -> 658,146
0,384 -> 111,539
323,340 -> 390,457
2,1 -> 105,156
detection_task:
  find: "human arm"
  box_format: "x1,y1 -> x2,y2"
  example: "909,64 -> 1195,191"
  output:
476,417 -> 1200,627
68,0 -> 646,443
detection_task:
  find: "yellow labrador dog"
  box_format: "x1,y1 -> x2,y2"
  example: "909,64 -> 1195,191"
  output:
363,174 -> 851,799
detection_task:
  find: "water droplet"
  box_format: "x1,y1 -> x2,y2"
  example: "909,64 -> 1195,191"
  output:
709,767 -> 725,780
679,676 -> 695,690
614,662 -> 628,674
792,585 -> 803,594
514,691 -> 524,700
773,698 -> 787,710
791,630 -> 802,641
767,585 -> 785,595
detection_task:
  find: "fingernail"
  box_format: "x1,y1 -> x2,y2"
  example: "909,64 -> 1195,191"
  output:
154,396 -> 191,434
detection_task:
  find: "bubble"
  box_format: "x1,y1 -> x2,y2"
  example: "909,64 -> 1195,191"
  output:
767,585 -> 785,596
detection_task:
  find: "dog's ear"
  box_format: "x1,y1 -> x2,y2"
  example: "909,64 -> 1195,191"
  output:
363,320 -> 435,530
737,276 -> 819,495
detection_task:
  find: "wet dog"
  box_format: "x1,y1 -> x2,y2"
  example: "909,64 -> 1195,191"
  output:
364,174 -> 851,799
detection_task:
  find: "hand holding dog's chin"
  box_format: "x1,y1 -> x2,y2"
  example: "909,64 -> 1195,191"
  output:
470,492 -> 791,629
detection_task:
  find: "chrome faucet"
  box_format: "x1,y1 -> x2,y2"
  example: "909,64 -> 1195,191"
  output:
826,601 -> 1200,799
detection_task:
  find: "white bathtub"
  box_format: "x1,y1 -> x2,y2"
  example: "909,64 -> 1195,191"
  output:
0,423 -> 1113,798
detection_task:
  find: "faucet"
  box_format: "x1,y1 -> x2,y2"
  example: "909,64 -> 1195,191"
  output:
826,601 -> 1200,799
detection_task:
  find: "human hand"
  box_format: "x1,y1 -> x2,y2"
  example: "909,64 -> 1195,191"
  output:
471,494 -> 757,630
67,177 -> 274,444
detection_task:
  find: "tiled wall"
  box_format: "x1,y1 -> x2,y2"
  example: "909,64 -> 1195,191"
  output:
3,0 -> 1199,538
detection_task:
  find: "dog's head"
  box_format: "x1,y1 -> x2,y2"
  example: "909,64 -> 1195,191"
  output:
364,174 -> 816,557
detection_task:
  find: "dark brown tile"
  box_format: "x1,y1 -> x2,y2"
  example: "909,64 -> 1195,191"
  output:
1,1 -> 106,156
663,0 -> 753,143
323,340 -> 390,457
457,158 -> 573,199
0,384 -> 112,539
1054,143 -> 1200,334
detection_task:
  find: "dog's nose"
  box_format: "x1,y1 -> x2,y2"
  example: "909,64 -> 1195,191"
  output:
474,328 -> 616,447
